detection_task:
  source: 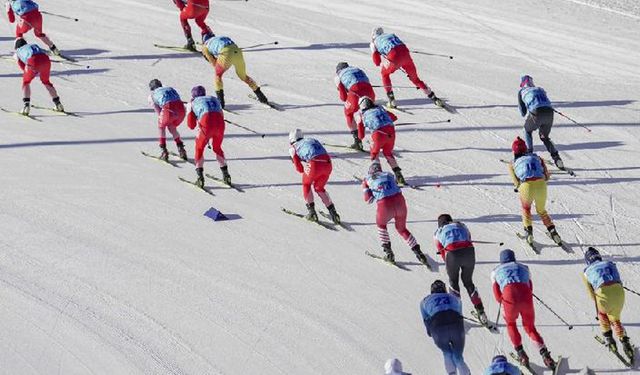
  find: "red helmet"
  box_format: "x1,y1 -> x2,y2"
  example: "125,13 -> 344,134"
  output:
512,136 -> 527,155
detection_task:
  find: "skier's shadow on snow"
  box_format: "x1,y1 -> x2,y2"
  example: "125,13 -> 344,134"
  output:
60,48 -> 109,57
449,99 -> 636,110
243,42 -> 370,53
0,68 -> 110,79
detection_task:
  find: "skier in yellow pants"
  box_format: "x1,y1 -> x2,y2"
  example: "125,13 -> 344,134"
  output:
508,136 -> 563,246
201,33 -> 269,109
582,247 -> 634,361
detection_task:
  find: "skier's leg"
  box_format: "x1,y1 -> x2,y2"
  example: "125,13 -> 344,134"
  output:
302,171 -> 314,204
344,93 -> 359,131
29,11 -> 54,48
36,58 -> 58,99
393,194 -> 418,249
532,180 -> 554,228
503,301 -> 523,348
231,48 -> 259,90
376,200 -> 394,247
213,53 -> 232,92
381,129 -> 399,169
600,284 -> 626,338
380,60 -> 398,94
194,8 -> 212,36
460,248 -> 481,305
313,162 -> 333,207
442,350 -> 457,375
538,110 -> 559,158
518,183 -> 534,228
179,8 -> 193,39
400,52 -> 429,93
167,126 -> 182,145
521,297 -> 545,349
194,131 -> 207,169
523,115 -> 539,152
211,123 -> 227,167
445,252 -> 462,295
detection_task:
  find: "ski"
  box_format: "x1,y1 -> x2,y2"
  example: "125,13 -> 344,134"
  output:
322,142 -> 368,153
545,231 -> 572,253
594,335 -> 633,367
386,104 -> 414,115
470,310 -> 499,333
178,176 -> 216,196
0,107 -> 42,122
281,208 -> 337,231
167,151 -> 189,162
140,151 -> 179,167
319,211 -> 353,231
543,158 -> 576,177
153,44 -> 200,53
433,98 -> 456,114
53,52 -> 78,63
365,251 -> 410,271
247,94 -> 284,111
553,356 -> 564,375
516,232 -> 540,254
31,104 -> 81,117
204,173 -> 244,193
509,352 -> 537,375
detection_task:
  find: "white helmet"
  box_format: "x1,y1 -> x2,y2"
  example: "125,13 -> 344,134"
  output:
358,96 -> 374,111
372,27 -> 384,40
289,128 -> 303,144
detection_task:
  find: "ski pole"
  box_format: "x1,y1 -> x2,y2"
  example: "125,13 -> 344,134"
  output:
495,301 -> 502,327
410,49 -> 454,59
533,293 -> 573,330
553,109 -> 592,132
623,286 -> 640,297
241,41 -> 279,50
41,11 -> 78,22
372,84 -> 420,89
225,119 -> 265,138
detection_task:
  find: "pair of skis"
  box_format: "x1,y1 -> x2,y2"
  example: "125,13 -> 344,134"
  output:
508,353 -> 564,375
365,250 -> 434,271
515,230 -> 571,254
167,151 -> 244,193
594,335 -> 636,368
281,207 -> 339,231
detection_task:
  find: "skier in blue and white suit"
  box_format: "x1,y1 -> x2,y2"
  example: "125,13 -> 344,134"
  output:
420,279 -> 471,375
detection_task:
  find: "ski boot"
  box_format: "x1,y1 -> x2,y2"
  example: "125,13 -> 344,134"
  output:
548,226 -> 563,246
386,91 -> 397,108
326,204 -> 341,224
159,145 -> 169,162
474,303 -> 490,326
411,244 -> 428,265
21,98 -> 30,116
428,91 -> 444,108
53,97 -> 64,112
177,141 -> 188,161
184,36 -> 196,52
195,167 -> 205,188
552,153 -> 565,170
621,336 -> 634,361
540,347 -> 556,370
221,165 -> 231,185
392,167 -> 406,186
382,242 -> 395,263
604,330 -> 617,352
305,202 -> 318,222
525,225 -> 534,246
253,87 -> 269,104
216,90 -> 225,109
50,44 -> 61,57
349,130 -> 364,151
515,345 -> 530,368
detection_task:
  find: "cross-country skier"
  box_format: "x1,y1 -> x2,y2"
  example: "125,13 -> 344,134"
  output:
491,249 -> 556,370
483,355 -> 520,375
433,214 -> 488,324
6,0 -> 60,55
383,358 -> 411,375
148,79 -> 187,162
335,62 -> 376,151
420,280 -> 471,375
357,97 -> 406,185
288,129 -> 340,224
508,136 -> 563,247
201,33 -> 268,109
187,85 -> 229,188
172,0 -> 212,51
369,27 -> 443,108
362,161 -> 427,263
518,75 -> 563,169
582,247 -> 634,360
13,38 -> 63,115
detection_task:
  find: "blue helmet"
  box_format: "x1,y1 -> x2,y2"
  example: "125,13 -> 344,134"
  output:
585,247 -> 602,265
202,32 -> 215,43
520,75 -> 534,88
191,85 -> 206,99
431,279 -> 447,294
500,249 -> 516,264
492,354 -> 508,364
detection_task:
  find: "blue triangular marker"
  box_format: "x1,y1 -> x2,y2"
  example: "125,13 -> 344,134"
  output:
204,207 -> 228,221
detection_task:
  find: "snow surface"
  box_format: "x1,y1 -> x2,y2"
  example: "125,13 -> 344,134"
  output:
1,0 -> 639,374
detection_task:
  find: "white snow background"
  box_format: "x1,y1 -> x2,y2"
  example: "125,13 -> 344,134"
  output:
0,0 -> 639,373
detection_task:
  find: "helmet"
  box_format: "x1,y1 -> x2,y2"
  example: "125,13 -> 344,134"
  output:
336,62 -> 349,74
14,38 -> 27,50
492,355 -> 508,364
512,136 -> 527,156
372,27 -> 384,39
431,279 -> 447,294
191,85 -> 206,98
384,358 -> 402,375
148,79 -> 162,91
499,249 -> 516,264
368,160 -> 382,175
585,247 -> 602,265
289,128 -> 303,144
358,96 -> 374,111
437,214 -> 453,228
202,32 -> 215,43
520,75 -> 534,88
